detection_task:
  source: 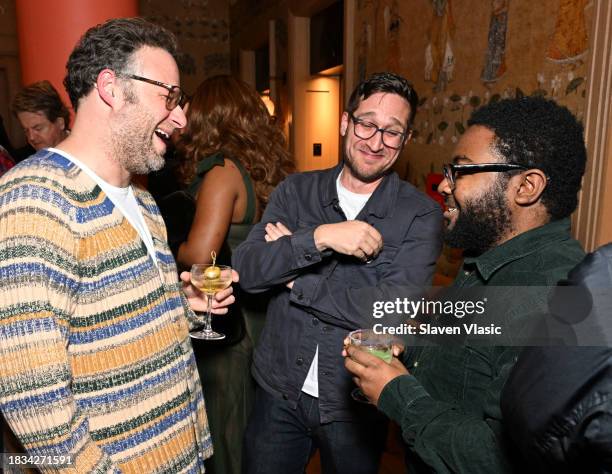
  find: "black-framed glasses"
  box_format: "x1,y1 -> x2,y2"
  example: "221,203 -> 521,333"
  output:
349,113 -> 409,150
443,163 -> 528,189
120,73 -> 185,111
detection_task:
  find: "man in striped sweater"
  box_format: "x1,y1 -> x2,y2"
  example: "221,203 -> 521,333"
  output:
0,18 -> 235,473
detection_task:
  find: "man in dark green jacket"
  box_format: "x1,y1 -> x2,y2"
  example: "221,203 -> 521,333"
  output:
344,97 -> 587,473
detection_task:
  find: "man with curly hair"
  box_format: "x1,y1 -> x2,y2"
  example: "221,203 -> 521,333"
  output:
344,96 -> 587,473
0,18 -> 235,473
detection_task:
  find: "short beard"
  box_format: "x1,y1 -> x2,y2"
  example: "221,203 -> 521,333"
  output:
444,177 -> 513,257
342,136 -> 396,183
109,84 -> 165,175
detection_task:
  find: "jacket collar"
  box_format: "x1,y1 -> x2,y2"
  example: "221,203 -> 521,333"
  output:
463,218 -> 573,282
321,162 -> 399,218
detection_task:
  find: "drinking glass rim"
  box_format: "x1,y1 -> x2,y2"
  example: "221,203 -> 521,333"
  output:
348,328 -> 393,346
191,263 -> 232,270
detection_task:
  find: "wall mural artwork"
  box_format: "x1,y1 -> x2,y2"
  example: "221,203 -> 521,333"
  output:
546,0 -> 590,64
384,0 -> 403,72
141,0 -> 230,87
203,53 -> 231,74
424,0 -> 455,93
481,0 -> 510,84
144,15 -> 229,42
177,52 -> 197,76
353,0 -> 591,148
357,21 -> 373,83
412,68 -> 588,148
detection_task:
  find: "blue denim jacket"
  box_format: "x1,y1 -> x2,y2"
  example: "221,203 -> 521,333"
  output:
232,164 -> 443,423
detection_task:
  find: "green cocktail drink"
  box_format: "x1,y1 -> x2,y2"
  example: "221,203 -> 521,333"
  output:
366,346 -> 393,363
348,329 -> 395,403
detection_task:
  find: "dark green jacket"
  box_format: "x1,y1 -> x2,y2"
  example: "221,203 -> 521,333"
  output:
377,218 -> 585,473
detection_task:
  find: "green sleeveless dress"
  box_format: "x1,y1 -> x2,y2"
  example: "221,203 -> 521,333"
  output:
188,153 -> 265,474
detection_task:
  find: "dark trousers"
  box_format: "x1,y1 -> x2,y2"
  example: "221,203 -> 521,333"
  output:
243,385 -> 388,474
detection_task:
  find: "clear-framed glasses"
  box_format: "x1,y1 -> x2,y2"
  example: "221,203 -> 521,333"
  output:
442,162 -> 529,190
349,113 -> 408,150
119,73 -> 185,111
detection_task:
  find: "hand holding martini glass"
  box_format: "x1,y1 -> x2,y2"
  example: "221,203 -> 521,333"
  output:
190,251 -> 233,340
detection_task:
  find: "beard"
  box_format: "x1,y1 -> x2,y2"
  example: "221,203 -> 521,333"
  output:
109,93 -> 166,175
444,178 -> 513,257
342,138 -> 397,184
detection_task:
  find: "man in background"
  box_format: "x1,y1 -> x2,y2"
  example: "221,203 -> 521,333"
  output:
12,80 -> 70,155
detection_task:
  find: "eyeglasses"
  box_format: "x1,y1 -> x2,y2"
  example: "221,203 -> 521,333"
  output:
349,113 -> 409,150
120,73 -> 185,111
443,163 -> 529,190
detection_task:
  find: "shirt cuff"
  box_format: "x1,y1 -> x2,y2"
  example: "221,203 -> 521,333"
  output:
377,374 -> 430,423
290,227 -> 323,268
289,273 -> 322,306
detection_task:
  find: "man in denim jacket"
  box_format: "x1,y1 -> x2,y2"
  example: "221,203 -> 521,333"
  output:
233,72 -> 442,474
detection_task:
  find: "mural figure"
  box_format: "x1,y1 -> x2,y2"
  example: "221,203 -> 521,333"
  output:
384,0 -> 402,72
357,21 -> 372,82
425,0 -> 455,92
546,0 -> 589,63
481,0 -> 510,83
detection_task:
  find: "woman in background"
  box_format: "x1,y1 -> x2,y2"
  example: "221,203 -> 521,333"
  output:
175,75 -> 293,474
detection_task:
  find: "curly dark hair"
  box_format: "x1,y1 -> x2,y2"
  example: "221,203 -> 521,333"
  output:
64,17 -> 178,110
12,80 -> 70,126
346,72 -> 419,127
176,75 -> 294,207
468,97 -> 586,220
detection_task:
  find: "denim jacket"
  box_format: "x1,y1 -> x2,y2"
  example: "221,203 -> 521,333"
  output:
233,164 -> 442,422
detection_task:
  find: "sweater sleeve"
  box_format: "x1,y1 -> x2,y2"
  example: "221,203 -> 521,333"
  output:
0,178 -> 120,473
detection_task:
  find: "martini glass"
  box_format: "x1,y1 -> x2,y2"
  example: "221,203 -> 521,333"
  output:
190,263 -> 233,340
348,328 -> 393,403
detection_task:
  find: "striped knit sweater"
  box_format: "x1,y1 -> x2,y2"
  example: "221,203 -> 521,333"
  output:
0,151 -> 212,473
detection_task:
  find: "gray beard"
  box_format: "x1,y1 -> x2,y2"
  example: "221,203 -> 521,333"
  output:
110,106 -> 165,175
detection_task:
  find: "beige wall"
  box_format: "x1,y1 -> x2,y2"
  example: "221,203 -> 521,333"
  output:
288,13 -> 340,171
297,75 -> 341,171
231,0 -> 342,171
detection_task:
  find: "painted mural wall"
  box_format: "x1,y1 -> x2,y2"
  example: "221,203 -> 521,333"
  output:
353,0 -> 592,190
140,0 -> 230,95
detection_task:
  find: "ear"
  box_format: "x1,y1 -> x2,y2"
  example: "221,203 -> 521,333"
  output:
512,169 -> 548,206
96,69 -> 118,108
56,117 -> 66,131
404,129 -> 413,145
340,111 -> 349,137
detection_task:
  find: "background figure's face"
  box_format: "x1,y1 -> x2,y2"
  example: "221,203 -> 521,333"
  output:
17,110 -> 66,150
340,92 -> 410,184
438,125 -> 514,257
109,46 -> 186,175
